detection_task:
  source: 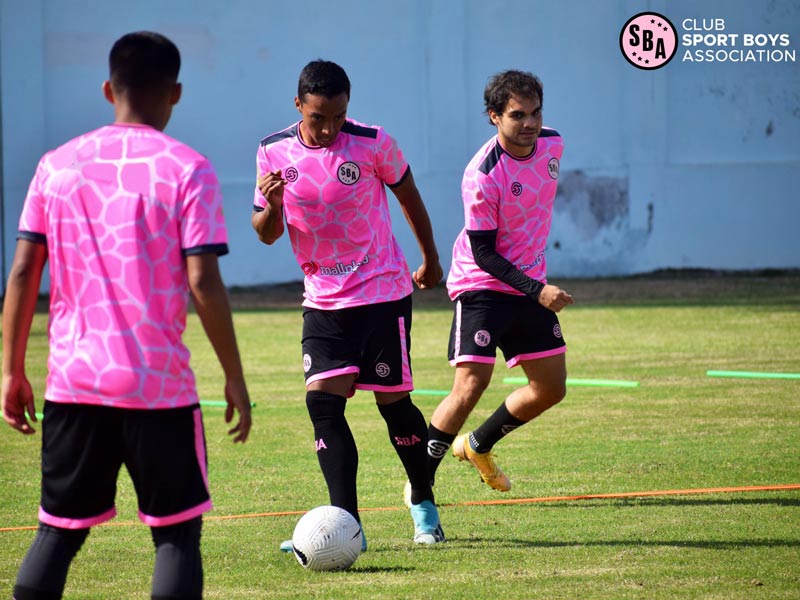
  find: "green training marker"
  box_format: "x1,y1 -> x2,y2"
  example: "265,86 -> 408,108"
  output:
707,370 -> 800,380
200,400 -> 257,408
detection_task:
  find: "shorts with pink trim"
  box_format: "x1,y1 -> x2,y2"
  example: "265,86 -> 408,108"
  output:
38,500 -> 213,530
506,346 -> 567,368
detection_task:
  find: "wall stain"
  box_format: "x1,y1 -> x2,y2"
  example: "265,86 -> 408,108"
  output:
554,170 -> 629,238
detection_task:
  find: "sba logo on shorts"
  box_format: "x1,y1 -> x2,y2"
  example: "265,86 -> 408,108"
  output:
474,330 -> 491,347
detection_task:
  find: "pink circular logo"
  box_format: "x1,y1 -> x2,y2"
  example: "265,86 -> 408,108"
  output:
620,12 -> 678,70
474,330 -> 491,347
301,261 -> 318,275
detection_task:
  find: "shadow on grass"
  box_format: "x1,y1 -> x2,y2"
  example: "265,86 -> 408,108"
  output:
448,537 -> 800,550
348,566 -> 416,574
446,495 -> 800,511
611,496 -> 800,508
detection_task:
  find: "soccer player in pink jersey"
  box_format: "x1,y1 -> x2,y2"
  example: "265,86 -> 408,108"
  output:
2,32 -> 251,599
424,70 -> 574,495
252,60 -> 445,547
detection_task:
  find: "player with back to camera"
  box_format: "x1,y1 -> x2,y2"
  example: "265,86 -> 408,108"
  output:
1,31 -> 252,600
419,69 -> 573,498
252,59 -> 445,549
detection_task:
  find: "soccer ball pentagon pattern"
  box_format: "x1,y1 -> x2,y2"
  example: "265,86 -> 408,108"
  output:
291,505 -> 362,571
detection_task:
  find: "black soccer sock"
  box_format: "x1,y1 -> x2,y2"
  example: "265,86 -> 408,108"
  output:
13,523 -> 89,600
426,424 -> 456,484
306,391 -> 360,521
470,401 -> 526,453
378,395 -> 434,505
151,517 -> 203,600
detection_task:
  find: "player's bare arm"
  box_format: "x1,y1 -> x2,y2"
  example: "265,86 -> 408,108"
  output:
1,240 -> 47,434
538,283 -> 574,313
390,170 -> 443,289
252,169 -> 286,245
186,253 -> 252,443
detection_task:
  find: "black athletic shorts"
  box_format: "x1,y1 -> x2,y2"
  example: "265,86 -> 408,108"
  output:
301,295 -> 414,395
448,290 -> 566,367
39,401 -> 211,529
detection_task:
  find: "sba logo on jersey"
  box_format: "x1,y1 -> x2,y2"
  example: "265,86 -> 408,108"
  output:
548,158 -> 560,180
338,162 -> 361,185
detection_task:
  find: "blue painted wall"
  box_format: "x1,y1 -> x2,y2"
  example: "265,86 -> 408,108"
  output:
2,0 -> 798,291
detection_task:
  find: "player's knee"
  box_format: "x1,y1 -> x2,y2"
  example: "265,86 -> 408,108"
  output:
151,517 -> 202,550
306,391 -> 347,421
43,523 -> 90,552
452,375 -> 490,406
547,382 -> 567,406
529,380 -> 566,409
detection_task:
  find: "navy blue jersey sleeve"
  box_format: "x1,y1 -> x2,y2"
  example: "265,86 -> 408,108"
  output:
468,230 -> 544,300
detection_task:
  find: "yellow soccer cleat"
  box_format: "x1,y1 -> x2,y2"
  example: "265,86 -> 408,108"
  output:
452,433 -> 511,492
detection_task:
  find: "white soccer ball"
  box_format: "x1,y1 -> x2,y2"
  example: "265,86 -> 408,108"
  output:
291,505 -> 362,571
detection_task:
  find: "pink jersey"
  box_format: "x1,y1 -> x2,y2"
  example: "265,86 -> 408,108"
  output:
18,123 -> 228,409
447,129 -> 564,300
254,119 -> 413,310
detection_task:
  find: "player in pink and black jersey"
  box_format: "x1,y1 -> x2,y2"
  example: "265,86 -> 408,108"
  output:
252,60 -> 445,547
425,70 -> 574,495
2,32 -> 251,600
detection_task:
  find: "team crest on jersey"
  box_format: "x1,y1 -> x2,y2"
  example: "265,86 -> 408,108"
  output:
375,362 -> 390,378
303,353 -> 312,372
285,167 -> 299,182
511,182 -> 523,196
474,330 -> 491,347
548,158 -> 560,180
337,162 -> 361,185
553,324 -> 562,338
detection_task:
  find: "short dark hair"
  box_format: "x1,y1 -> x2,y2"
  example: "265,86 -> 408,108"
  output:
297,60 -> 351,101
484,70 -> 543,124
109,31 -> 180,99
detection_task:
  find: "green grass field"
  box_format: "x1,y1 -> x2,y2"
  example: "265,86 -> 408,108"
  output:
1,274 -> 799,599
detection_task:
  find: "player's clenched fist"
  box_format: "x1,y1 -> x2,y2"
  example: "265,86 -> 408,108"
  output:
538,284 -> 574,313
258,170 -> 286,208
